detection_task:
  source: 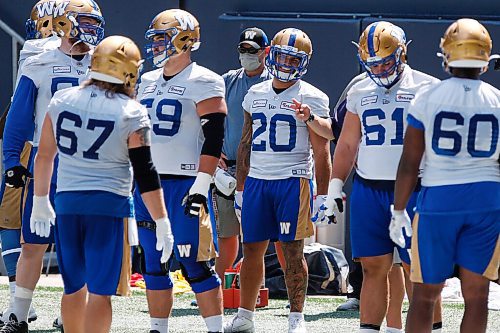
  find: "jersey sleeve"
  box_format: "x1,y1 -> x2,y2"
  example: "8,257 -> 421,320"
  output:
345,87 -> 358,115
304,92 -> 330,118
124,103 -> 151,137
407,87 -> 431,130
242,89 -> 253,114
2,75 -> 38,170
192,74 -> 226,104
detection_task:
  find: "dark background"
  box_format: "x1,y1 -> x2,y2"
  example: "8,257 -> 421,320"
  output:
1,0 -> 499,259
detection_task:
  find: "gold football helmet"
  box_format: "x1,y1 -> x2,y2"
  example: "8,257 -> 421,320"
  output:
52,0 -> 104,46
25,0 -> 56,39
145,9 -> 200,68
265,28 -> 312,82
89,35 -> 143,89
357,21 -> 407,87
439,18 -> 494,72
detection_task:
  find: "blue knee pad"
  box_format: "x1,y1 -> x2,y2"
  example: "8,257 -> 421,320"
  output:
138,222 -> 173,290
178,259 -> 221,294
0,229 -> 21,277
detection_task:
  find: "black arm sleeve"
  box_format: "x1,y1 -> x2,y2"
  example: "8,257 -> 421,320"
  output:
200,112 -> 226,158
129,146 -> 161,194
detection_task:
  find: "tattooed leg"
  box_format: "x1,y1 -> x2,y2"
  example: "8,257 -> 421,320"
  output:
280,240 -> 308,313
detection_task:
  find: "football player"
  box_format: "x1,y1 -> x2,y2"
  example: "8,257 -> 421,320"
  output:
224,28 -> 332,333
0,0 -> 61,325
31,35 -> 174,333
215,27 -> 270,288
393,18 -> 499,333
134,9 -> 227,333
322,22 -> 442,333
0,1 -> 104,331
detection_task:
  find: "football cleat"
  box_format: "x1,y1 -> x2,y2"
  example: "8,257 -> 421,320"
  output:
223,314 -> 255,333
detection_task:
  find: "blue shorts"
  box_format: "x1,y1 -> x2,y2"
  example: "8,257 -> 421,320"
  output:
21,178 -> 57,244
241,177 -> 313,243
54,215 -> 130,296
134,177 -> 218,264
350,176 -> 418,263
411,183 -> 500,284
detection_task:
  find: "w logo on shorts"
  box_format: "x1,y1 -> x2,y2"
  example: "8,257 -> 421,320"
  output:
280,222 -> 291,235
177,244 -> 191,258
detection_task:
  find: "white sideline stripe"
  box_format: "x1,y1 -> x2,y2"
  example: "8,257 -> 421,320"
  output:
1,248 -> 22,256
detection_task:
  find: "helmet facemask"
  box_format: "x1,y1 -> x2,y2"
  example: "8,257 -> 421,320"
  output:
68,12 -> 105,47
145,28 -> 178,68
359,46 -> 405,88
266,45 -> 309,82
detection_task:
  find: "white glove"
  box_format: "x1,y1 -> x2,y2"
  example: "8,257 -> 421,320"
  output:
389,205 -> 413,248
30,195 -> 55,238
183,172 -> 212,217
324,178 -> 345,224
234,190 -> 243,224
155,216 -> 174,263
311,195 -> 329,226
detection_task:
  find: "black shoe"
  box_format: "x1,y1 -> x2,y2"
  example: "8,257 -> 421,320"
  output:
149,331 -> 160,333
0,314 -> 28,333
53,317 -> 64,332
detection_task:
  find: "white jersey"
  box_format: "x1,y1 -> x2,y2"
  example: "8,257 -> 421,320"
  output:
48,85 -> 150,196
408,77 -> 500,186
346,66 -> 439,180
20,47 -> 91,147
17,35 -> 61,80
136,62 -> 225,176
243,79 -> 330,180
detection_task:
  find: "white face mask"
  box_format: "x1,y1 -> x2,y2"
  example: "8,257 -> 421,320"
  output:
239,53 -> 261,71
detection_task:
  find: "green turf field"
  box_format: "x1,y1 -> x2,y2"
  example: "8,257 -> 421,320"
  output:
1,285 -> 499,332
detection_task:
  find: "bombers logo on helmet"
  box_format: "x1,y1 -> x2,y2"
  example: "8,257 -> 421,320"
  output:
265,28 -> 312,82
438,18 -> 499,74
356,21 -> 408,88
25,0 -> 67,39
145,9 -> 201,68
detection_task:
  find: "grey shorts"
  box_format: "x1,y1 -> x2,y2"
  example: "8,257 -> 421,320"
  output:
210,165 -> 240,238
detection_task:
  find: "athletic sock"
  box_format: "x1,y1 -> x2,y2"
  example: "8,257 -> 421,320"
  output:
237,307 -> 254,321
150,317 -> 168,333
204,314 -> 223,332
12,286 -> 33,323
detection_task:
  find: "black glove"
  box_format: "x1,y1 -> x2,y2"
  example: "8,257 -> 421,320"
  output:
5,166 -> 32,188
182,192 -> 208,217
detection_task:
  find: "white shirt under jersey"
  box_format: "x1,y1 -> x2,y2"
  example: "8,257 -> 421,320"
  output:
408,77 -> 500,186
20,48 -> 91,147
48,85 -> 150,196
243,79 -> 330,180
346,66 -> 439,180
17,35 -> 61,84
136,62 -> 225,176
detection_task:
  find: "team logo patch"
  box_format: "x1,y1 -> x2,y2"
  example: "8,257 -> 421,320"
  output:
395,93 -> 415,102
280,101 -> 294,111
53,66 -> 71,74
292,169 -> 307,176
361,95 -> 378,106
168,85 -> 186,95
252,99 -> 267,108
181,164 -> 196,171
143,84 -> 157,94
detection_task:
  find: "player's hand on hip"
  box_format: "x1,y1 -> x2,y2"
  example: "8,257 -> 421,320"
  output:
324,178 -> 345,224
5,165 -> 32,188
234,190 -> 243,223
312,194 -> 330,226
155,216 -> 174,263
182,172 -> 211,217
291,98 -> 311,122
389,205 -> 413,248
30,195 -> 55,238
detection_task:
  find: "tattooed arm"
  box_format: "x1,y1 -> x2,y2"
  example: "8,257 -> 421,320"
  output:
236,111 -> 253,191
